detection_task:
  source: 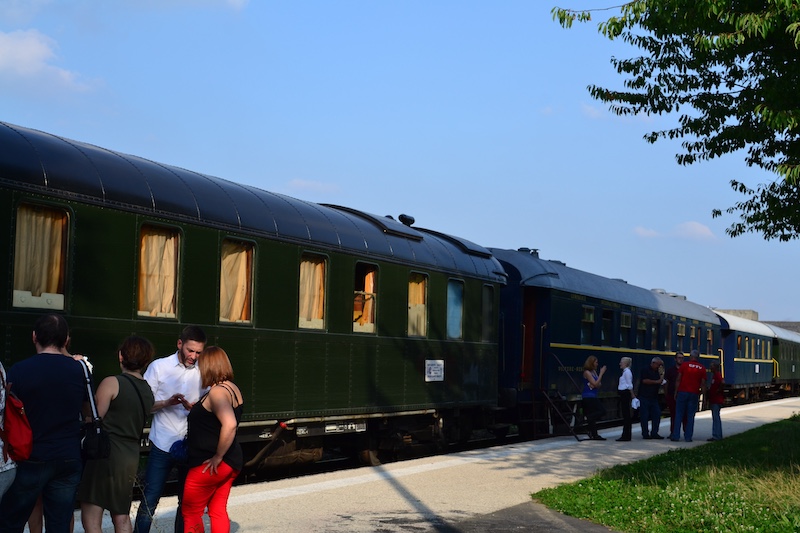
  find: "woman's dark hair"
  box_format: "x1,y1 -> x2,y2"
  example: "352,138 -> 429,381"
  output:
119,335 -> 155,372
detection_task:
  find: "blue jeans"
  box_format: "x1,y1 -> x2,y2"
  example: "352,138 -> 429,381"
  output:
639,397 -> 661,437
0,459 -> 82,533
671,392 -> 699,441
134,445 -> 186,533
711,403 -> 723,440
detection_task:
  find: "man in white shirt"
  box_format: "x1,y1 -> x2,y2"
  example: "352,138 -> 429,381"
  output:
134,326 -> 206,533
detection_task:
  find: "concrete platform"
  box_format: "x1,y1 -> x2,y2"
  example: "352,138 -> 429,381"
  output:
71,397 -> 800,532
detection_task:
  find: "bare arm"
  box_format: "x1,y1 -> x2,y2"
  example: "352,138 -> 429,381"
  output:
202,387 -> 238,475
94,376 -> 120,419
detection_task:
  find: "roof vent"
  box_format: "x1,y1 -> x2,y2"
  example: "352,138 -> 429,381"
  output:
399,214 -> 415,227
652,288 -> 667,294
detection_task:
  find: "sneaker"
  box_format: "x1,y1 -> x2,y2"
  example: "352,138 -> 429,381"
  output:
591,435 -> 607,441
650,434 -> 664,440
669,437 -> 680,442
642,435 -> 651,439
616,437 -> 631,442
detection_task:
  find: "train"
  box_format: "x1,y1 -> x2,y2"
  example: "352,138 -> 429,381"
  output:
1,121 -> 798,472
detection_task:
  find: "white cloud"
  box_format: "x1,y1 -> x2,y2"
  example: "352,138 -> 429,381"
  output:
0,30 -> 91,93
673,221 -> 715,240
634,226 -> 659,238
580,102 -> 605,120
0,0 -> 52,24
287,179 -> 340,195
634,221 -> 715,240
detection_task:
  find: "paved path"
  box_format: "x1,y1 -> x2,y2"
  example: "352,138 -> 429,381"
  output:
71,397 -> 800,532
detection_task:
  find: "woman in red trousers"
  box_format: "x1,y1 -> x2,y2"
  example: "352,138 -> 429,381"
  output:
182,347 -> 244,533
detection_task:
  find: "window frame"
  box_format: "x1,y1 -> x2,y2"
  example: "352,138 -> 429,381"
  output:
137,224 -> 180,319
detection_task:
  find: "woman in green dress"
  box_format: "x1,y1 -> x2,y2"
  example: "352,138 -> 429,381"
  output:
78,336 -> 155,533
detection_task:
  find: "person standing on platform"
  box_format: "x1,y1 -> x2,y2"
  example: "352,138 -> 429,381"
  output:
0,314 -> 88,533
670,350 -> 707,442
78,336 -> 156,533
707,361 -> 725,441
182,346 -> 244,533
638,357 -> 665,439
134,326 -> 207,533
581,356 -> 607,441
0,360 -> 16,502
616,357 -> 635,442
664,351 -> 685,436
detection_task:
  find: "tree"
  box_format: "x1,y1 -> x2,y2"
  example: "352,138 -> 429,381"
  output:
553,1 -> 800,241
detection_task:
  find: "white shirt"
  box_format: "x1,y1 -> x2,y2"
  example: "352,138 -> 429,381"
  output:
144,351 -> 205,452
618,367 -> 634,391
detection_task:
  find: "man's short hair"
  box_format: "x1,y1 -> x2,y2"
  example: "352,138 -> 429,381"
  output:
690,349 -> 700,359
33,314 -> 69,349
179,325 -> 207,345
651,357 -> 664,365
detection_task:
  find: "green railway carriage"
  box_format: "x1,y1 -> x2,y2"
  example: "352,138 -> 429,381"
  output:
0,122 -> 506,468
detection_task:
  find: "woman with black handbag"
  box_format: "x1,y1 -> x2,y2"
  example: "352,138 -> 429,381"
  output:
77,336 -> 155,533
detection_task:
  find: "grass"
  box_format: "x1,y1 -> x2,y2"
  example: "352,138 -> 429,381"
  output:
533,414 -> 800,532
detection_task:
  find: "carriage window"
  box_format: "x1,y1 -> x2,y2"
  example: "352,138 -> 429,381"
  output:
481,285 -> 494,342
353,263 -> 377,333
581,306 -> 595,345
737,334 -> 742,358
636,317 -> 647,348
707,329 -> 714,354
447,279 -> 464,340
219,239 -> 253,323
13,204 -> 67,310
601,310 -> 613,346
651,320 -> 660,350
665,322 -> 673,351
408,273 -> 428,337
620,313 -> 631,346
138,226 -> 178,318
299,254 -> 326,329
677,323 -> 686,351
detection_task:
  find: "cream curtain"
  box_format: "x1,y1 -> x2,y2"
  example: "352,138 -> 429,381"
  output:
299,256 -> 325,328
220,240 -> 252,322
358,268 -> 376,326
14,205 -> 67,297
408,274 -> 427,337
138,227 -> 177,317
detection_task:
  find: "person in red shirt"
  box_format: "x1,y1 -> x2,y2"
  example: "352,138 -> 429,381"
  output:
670,349 -> 707,442
707,361 -> 724,441
664,351 -> 685,435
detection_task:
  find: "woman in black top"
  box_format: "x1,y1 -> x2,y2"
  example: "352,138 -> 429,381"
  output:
182,346 -> 244,533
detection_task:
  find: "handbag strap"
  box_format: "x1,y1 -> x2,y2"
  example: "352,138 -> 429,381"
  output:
118,373 -> 148,422
78,358 -> 100,421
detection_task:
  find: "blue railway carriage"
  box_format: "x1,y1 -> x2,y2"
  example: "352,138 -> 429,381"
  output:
0,121 -> 506,469
490,247 -> 721,437
714,311 -> 776,402
766,323 -> 800,395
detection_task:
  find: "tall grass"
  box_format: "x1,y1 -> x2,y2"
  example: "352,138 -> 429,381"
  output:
533,414 -> 800,532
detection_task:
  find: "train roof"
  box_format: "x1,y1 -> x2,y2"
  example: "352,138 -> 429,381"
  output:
0,122 -> 505,283
714,310 -> 782,337
490,248 -> 720,324
765,323 -> 800,344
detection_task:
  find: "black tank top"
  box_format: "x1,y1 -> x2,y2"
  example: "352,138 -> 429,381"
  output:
186,383 -> 244,471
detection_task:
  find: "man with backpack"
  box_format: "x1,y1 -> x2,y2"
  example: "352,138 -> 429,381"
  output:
0,315 -> 89,533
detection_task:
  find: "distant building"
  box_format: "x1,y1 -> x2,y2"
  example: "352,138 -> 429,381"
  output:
765,322 -> 800,334
713,309 -> 800,333
714,309 -> 759,321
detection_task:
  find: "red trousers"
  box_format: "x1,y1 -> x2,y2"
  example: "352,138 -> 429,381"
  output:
182,461 -> 239,533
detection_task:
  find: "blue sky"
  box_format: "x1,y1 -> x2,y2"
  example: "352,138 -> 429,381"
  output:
1,1 -> 797,320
